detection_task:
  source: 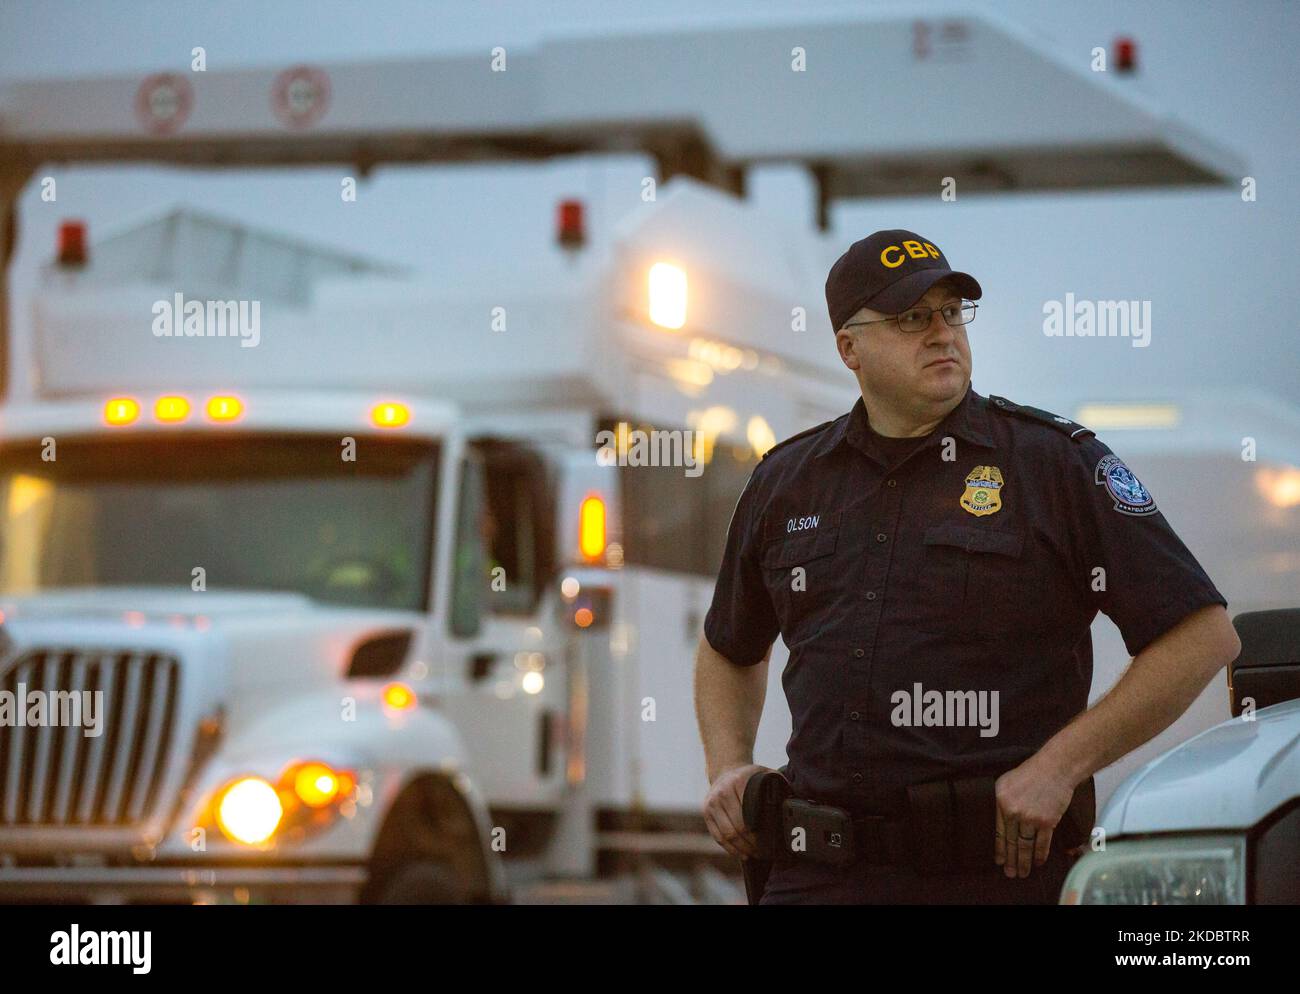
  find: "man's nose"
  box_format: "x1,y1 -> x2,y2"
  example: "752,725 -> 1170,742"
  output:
922,309 -> 956,342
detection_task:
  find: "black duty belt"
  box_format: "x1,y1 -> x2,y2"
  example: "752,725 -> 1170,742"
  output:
852,814 -> 913,866
741,770 -> 1096,877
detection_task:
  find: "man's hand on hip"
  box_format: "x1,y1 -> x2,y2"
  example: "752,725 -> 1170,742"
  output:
703,763 -> 772,859
994,757 -> 1075,878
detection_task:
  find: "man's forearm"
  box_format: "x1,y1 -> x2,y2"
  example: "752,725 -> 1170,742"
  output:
1034,605 -> 1241,787
694,636 -> 770,783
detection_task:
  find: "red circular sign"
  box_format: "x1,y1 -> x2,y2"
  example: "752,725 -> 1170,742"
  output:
272,65 -> 331,129
135,73 -> 194,135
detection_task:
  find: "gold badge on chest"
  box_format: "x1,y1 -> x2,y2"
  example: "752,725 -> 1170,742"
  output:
961,465 -> 1004,516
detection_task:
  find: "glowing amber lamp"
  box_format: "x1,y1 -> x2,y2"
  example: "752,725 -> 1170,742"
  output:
371,402 -> 410,429
154,396 -> 191,423
104,397 -> 141,426
382,681 -> 417,711
206,395 -> 244,422
293,763 -> 341,808
579,495 -> 607,560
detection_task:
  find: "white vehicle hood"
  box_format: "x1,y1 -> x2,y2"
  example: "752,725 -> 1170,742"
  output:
4,587 -> 328,622
0,587 -> 424,733
1100,698 -> 1300,836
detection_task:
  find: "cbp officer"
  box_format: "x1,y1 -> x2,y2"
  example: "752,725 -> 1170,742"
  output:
694,229 -> 1241,904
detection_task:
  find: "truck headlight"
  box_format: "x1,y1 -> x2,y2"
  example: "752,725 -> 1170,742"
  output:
216,777 -> 283,846
206,761 -> 357,849
1061,836 -> 1246,905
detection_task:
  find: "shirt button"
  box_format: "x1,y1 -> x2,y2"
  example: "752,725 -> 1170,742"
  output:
865,591 -> 877,601
849,711 -> 860,721
876,533 -> 887,543
853,648 -> 865,658
887,479 -> 897,488
852,773 -> 864,784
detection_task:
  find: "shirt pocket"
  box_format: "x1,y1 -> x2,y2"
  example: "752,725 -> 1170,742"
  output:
918,522 -> 1029,638
760,510 -> 844,645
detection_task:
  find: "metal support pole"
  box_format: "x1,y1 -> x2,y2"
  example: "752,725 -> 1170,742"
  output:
0,160 -> 35,401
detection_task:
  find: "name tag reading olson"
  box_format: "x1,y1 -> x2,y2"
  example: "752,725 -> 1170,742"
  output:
786,515 -> 820,533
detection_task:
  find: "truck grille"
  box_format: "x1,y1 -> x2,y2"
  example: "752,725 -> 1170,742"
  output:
0,650 -> 180,827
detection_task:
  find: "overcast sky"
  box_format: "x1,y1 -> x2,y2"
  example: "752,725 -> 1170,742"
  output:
1,0 -> 1295,413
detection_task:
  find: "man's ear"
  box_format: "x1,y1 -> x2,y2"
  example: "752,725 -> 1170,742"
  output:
835,328 -> 862,371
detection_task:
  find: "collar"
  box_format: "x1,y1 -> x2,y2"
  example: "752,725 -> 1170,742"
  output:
812,384 -> 995,459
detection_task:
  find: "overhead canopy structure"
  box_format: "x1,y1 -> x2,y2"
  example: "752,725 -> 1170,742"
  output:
0,9 -> 1243,202
0,7 -> 1246,397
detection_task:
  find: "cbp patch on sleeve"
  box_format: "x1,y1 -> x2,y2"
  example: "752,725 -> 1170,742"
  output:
1095,454 -> 1158,515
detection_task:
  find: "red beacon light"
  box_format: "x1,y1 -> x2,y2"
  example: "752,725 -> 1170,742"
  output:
557,199 -> 585,250
58,220 -> 88,268
1114,37 -> 1137,74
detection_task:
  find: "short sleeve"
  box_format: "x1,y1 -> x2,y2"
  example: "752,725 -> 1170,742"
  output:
1070,436 -> 1227,657
703,466 -> 779,666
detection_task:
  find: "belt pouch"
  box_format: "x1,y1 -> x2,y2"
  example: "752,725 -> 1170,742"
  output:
904,779 -> 957,874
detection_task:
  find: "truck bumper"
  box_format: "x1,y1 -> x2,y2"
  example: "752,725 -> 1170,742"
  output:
0,864 -> 368,903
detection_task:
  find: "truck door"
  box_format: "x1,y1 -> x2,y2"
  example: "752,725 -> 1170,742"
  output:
441,439 -> 567,815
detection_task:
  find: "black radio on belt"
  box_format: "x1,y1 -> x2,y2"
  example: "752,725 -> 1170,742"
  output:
782,798 -> 857,865
742,771 -> 858,865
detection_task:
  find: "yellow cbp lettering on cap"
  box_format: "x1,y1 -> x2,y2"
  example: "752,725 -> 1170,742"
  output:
923,242 -> 940,259
903,240 -> 928,260
961,465 -> 1004,517
880,245 -> 905,268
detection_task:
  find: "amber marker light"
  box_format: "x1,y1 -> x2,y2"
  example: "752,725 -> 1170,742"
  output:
104,397 -> 140,426
206,395 -> 244,422
579,494 -> 607,561
293,762 -> 342,809
382,681 -> 417,711
371,402 -> 410,429
154,395 -> 191,423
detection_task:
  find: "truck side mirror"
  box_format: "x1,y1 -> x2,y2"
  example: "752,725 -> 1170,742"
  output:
1229,609 -> 1300,717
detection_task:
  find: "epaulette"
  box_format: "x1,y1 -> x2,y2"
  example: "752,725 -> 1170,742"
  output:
760,418 -> 835,460
988,396 -> 1094,441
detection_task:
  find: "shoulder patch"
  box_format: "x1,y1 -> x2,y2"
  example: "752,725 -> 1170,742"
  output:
760,419 -> 835,460
1094,453 -> 1158,515
987,396 -> 1094,442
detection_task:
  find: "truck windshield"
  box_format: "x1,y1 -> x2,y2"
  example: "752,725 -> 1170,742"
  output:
0,434 -> 438,612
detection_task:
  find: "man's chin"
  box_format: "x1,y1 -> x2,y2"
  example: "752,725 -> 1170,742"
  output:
917,367 -> 969,402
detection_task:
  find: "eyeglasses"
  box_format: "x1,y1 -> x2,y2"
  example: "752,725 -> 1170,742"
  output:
843,299 -> 978,334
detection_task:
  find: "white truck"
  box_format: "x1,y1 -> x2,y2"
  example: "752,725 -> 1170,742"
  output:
1063,610 -> 1300,905
0,183 -> 855,902
1,10 -> 1290,904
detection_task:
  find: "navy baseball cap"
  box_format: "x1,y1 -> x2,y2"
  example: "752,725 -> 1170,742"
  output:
826,229 -> 981,332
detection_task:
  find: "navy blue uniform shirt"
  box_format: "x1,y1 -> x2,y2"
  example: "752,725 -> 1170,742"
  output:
703,386 -> 1226,816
